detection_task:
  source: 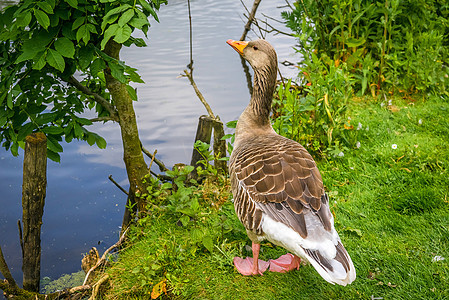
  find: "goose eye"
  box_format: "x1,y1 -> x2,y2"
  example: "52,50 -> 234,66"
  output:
253,46 -> 258,50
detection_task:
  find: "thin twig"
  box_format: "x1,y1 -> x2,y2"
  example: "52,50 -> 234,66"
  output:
240,0 -> 262,41
141,143 -> 168,172
17,220 -> 23,257
108,175 -> 129,196
67,76 -> 119,122
256,17 -> 294,36
187,0 -> 193,70
148,149 -> 157,173
182,69 -> 216,119
83,228 -> 129,285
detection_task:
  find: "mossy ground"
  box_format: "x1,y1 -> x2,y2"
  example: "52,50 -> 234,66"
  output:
102,96 -> 449,299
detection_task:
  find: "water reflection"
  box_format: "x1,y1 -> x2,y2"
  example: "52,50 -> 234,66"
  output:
0,0 -> 299,288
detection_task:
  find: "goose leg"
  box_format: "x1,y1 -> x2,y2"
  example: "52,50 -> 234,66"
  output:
269,253 -> 301,273
233,242 -> 269,275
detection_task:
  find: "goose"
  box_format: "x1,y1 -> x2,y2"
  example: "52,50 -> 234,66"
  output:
226,39 -> 356,286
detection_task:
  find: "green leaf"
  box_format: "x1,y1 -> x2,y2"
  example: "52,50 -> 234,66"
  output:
17,122 -> 36,141
47,149 -> 60,162
65,0 -> 78,8
76,24 -> 90,44
72,17 -> 85,30
15,49 -> 37,63
42,126 -> 64,135
190,228 -> 202,242
73,122 -> 84,138
35,113 -> 57,125
37,2 -> 54,14
47,135 -> 63,152
34,9 -> 50,29
74,116 -> 92,126
78,46 -> 94,70
46,48 -> 65,72
126,85 -> 137,100
103,4 -> 132,20
90,58 -> 106,75
118,8 -> 135,27
54,37 -> 75,58
179,215 -> 190,226
226,120 -> 237,128
86,133 -> 95,146
95,135 -> 106,149
345,37 -> 366,48
33,51 -> 47,70
113,24 -> 132,43
7,93 -> 13,109
16,11 -> 32,27
202,235 -> 214,253
128,16 -> 149,29
139,0 -> 159,22
101,23 -> 119,49
109,62 -> 127,83
101,14 -> 119,32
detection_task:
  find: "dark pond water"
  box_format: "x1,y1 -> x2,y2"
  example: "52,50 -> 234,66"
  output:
0,0 -> 300,288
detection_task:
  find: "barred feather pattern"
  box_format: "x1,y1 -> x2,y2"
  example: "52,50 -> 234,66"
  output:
229,133 -> 332,237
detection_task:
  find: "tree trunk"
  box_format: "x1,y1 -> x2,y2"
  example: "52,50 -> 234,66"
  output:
189,115 -> 214,180
103,40 -> 149,216
212,117 -> 227,175
21,132 -> 47,292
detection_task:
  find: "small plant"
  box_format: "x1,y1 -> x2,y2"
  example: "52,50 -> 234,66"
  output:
272,67 -> 356,158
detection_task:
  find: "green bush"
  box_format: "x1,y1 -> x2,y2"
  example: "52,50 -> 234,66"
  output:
282,0 -> 449,97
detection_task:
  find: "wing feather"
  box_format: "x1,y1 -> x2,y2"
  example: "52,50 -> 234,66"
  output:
230,134 -> 331,238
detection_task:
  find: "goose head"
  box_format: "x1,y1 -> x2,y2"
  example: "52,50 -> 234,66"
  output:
227,39 -> 278,73
227,39 -> 278,133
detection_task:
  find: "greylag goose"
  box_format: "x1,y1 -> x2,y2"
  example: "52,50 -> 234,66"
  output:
226,39 -> 356,286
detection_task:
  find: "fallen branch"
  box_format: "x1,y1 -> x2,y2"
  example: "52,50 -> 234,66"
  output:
89,274 -> 109,300
83,227 -> 129,285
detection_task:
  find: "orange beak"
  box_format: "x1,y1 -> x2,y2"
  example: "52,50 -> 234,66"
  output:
227,39 -> 248,55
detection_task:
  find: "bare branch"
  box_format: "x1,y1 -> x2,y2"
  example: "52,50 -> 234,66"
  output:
108,175 -> 129,196
141,144 -> 168,172
89,116 -> 116,123
240,0 -> 262,41
83,228 -> 129,286
182,69 -> 216,119
67,76 -> 119,122
255,17 -> 294,37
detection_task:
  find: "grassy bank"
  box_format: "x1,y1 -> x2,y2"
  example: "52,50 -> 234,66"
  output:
102,95 -> 449,299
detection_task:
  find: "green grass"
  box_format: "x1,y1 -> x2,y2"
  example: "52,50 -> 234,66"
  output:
103,95 -> 449,299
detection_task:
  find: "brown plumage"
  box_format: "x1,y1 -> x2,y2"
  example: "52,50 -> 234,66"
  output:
227,39 -> 355,285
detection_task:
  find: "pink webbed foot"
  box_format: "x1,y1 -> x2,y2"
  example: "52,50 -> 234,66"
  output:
269,253 -> 301,273
233,257 -> 270,276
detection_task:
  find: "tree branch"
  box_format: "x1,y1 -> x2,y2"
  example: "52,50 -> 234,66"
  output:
89,116 -> 116,123
0,245 -> 18,291
141,144 -> 168,172
66,76 -> 119,122
240,0 -> 262,41
83,227 -> 129,286
182,69 -> 216,119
